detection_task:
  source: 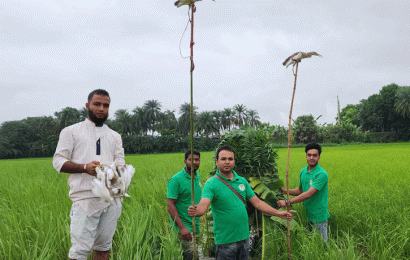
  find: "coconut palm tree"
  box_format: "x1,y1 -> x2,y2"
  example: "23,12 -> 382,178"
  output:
233,104 -> 247,128
54,107 -> 82,130
113,109 -> 136,135
211,110 -> 223,135
196,111 -> 218,137
178,102 -> 197,135
133,107 -> 149,135
158,110 -> 178,134
143,100 -> 162,136
246,109 -> 261,128
79,107 -> 88,121
395,86 -> 410,117
221,108 -> 234,132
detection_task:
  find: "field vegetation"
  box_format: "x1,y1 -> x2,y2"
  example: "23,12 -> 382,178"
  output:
1,143 -> 409,259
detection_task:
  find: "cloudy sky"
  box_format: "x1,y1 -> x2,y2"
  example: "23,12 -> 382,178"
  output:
1,0 -> 409,127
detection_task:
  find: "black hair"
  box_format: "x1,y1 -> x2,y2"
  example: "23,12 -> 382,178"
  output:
185,149 -> 200,160
216,145 -> 235,160
88,89 -> 110,102
305,143 -> 322,155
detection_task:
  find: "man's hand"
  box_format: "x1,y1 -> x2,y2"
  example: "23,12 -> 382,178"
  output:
180,227 -> 192,241
85,161 -> 100,176
280,187 -> 286,194
277,200 -> 287,208
278,210 -> 296,220
188,205 -> 197,217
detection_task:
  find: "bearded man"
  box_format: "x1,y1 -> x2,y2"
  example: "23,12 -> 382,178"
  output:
53,89 -> 125,260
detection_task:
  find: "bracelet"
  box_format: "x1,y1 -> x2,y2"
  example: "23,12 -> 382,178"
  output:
84,164 -> 87,171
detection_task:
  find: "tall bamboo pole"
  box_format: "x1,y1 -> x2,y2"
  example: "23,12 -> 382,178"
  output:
189,3 -> 198,259
285,61 -> 299,260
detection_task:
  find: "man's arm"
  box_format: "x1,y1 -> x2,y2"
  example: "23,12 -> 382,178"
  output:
188,198 -> 211,217
277,186 -> 318,207
281,186 -> 303,196
60,161 -> 100,176
248,196 -> 295,220
167,198 -> 192,241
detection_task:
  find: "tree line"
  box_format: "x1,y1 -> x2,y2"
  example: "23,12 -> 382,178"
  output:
0,101 -> 261,159
1,83 -> 409,159
292,83 -> 410,144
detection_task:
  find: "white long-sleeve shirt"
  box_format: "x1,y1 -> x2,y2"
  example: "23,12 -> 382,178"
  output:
53,118 -> 125,216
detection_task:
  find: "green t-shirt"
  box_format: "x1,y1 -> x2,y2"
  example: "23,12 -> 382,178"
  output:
298,164 -> 330,223
202,171 -> 255,245
167,168 -> 202,233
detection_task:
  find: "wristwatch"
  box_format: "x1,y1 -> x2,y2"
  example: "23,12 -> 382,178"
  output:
284,199 -> 290,205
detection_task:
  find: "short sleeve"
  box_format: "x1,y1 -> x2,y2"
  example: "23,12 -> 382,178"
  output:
311,171 -> 328,191
202,179 -> 215,201
298,169 -> 303,188
245,181 -> 255,200
167,177 -> 180,199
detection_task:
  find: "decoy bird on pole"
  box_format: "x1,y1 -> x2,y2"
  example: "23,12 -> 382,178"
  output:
174,0 -> 202,8
282,51 -> 322,68
283,51 -> 322,260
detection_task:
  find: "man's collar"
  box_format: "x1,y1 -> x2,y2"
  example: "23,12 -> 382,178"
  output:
307,164 -> 321,173
183,167 -> 197,178
216,170 -> 238,181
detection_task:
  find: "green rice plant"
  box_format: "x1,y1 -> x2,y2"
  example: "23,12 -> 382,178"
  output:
1,143 -> 410,259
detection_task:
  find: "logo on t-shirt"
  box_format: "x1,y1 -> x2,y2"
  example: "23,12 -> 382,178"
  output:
239,184 -> 245,191
310,180 -> 313,186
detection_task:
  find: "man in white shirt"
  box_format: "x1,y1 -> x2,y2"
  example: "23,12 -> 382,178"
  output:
53,89 -> 125,260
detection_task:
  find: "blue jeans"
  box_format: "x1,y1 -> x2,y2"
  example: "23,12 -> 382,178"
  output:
215,238 -> 250,260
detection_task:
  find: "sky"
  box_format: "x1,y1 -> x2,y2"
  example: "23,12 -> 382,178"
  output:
1,0 -> 409,127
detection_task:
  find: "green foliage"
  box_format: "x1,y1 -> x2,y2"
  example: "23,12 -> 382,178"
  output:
395,86 -> 410,117
211,127 -> 279,181
339,104 -> 361,127
317,122 -> 368,144
293,114 -> 318,143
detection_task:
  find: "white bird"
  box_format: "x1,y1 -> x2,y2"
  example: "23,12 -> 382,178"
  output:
92,163 -> 135,202
282,52 -> 322,68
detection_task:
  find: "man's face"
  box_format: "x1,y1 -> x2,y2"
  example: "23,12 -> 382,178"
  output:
185,154 -> 200,173
86,94 -> 110,125
306,149 -> 320,168
216,150 -> 235,174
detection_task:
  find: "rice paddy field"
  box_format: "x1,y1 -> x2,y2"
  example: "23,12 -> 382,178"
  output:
1,143 -> 409,259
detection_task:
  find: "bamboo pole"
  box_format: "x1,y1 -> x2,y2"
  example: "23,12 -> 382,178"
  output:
189,3 -> 198,259
285,61 -> 299,260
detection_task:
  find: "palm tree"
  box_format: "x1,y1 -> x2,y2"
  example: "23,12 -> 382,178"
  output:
395,86 -> 410,117
79,107 -> 88,121
233,104 -> 247,128
133,107 -> 149,135
246,109 -> 261,128
221,108 -> 234,132
54,107 -> 82,130
143,100 -> 162,136
113,109 -> 135,135
178,102 -> 197,135
211,110 -> 223,135
158,110 -> 178,134
196,111 -> 218,137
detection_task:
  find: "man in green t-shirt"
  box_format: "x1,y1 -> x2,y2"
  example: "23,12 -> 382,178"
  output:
167,149 -> 202,260
188,145 -> 295,260
278,143 -> 330,247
